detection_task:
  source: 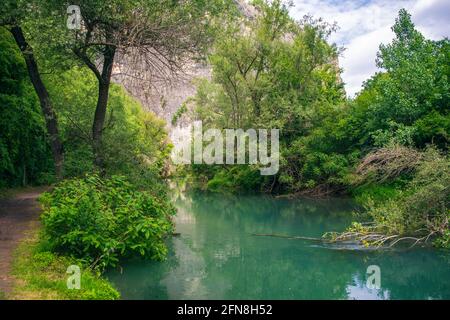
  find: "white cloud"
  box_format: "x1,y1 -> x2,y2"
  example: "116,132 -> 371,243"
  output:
289,0 -> 450,96
412,0 -> 450,39
340,25 -> 393,96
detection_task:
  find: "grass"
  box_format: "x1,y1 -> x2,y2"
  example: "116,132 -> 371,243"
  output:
9,230 -> 120,300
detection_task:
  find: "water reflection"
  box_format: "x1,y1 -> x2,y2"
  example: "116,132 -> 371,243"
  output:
346,275 -> 390,300
106,193 -> 450,300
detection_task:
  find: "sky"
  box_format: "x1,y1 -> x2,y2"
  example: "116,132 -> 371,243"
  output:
288,0 -> 450,96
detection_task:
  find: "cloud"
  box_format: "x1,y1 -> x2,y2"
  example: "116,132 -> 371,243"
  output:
340,25 -> 393,96
288,0 -> 450,96
412,0 -> 450,39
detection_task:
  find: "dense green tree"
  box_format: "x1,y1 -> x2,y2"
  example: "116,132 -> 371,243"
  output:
358,9 -> 449,149
179,0 -> 345,193
0,29 -> 53,187
1,0 -> 65,179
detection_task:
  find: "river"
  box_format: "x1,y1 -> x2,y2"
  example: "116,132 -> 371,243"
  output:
106,193 -> 450,299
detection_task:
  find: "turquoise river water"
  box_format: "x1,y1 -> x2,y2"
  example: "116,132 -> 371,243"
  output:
106,193 -> 450,299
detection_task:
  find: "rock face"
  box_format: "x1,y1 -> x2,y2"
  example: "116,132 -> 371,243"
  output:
111,1 -> 256,129
112,59 -> 211,127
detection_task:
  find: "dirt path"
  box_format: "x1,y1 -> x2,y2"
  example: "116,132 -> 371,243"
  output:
0,187 -> 47,297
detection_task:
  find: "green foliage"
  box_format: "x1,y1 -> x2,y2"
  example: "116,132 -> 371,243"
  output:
371,121 -> 416,147
43,67 -> 172,193
186,6 -> 448,197
351,183 -> 403,205
11,232 -> 119,300
357,10 -> 449,148
0,29 -> 54,188
414,111 -> 450,149
177,5 -> 449,248
356,147 -> 449,247
187,0 -> 345,193
39,174 -> 175,269
172,103 -> 188,126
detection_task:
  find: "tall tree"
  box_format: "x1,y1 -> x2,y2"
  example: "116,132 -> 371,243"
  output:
1,1 -> 64,179
375,9 -> 449,125
185,0 -> 344,193
40,0 -> 230,171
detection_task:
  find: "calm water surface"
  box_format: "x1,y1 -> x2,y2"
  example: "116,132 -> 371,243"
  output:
106,193 -> 450,299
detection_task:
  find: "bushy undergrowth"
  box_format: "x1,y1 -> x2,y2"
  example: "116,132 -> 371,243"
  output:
337,146 -> 450,248
39,174 -> 175,270
186,164 -> 265,193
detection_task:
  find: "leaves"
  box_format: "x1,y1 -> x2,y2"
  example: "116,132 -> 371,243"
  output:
39,174 -> 175,270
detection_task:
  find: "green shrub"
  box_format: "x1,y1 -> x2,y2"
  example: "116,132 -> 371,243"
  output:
39,174 -> 175,269
349,146 -> 450,247
351,182 -> 404,205
413,111 -> 450,149
205,166 -> 265,193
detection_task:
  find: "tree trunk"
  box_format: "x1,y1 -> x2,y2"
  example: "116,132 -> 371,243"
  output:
92,45 -> 116,172
10,26 -> 64,180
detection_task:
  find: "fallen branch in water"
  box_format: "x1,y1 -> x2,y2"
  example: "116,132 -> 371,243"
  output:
323,229 -> 437,248
251,233 -> 329,242
253,230 -> 438,249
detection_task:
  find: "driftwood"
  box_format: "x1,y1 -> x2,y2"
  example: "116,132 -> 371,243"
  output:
251,233 -> 328,242
252,230 -> 436,249
324,225 -> 438,248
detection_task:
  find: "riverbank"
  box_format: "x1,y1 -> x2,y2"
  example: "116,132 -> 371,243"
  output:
0,188 -> 119,300
9,230 -> 119,299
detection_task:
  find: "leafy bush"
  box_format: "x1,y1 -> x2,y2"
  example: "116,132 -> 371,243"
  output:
39,174 -> 175,269
413,111 -> 449,151
205,166 -> 264,193
351,183 -> 403,205
348,146 -> 450,247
